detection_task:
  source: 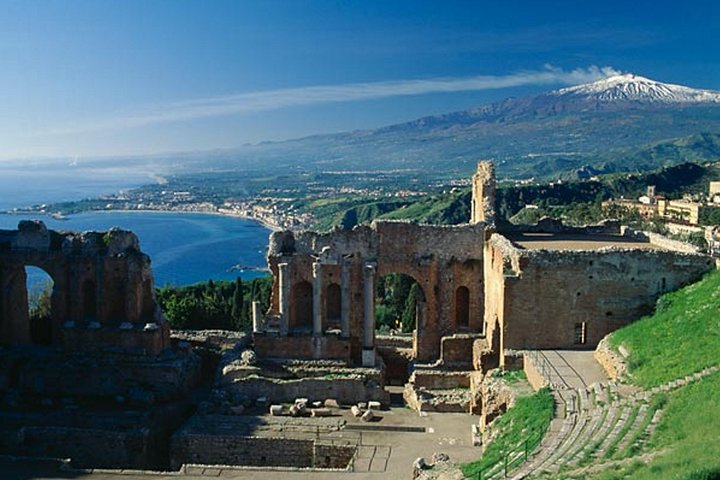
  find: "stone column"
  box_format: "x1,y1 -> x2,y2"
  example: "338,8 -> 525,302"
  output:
362,263 -> 376,367
252,301 -> 263,333
340,262 -> 351,338
312,262 -> 323,337
278,262 -> 289,336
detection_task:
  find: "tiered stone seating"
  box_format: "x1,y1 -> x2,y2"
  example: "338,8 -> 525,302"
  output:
503,363 -> 720,479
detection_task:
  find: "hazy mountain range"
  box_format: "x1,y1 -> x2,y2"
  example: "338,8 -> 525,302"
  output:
19,74 -> 720,182
175,73 -> 720,180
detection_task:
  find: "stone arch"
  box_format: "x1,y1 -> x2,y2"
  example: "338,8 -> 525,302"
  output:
455,285 -> 470,328
325,282 -> 341,330
290,280 -> 313,330
25,265 -> 55,346
374,271 -> 427,334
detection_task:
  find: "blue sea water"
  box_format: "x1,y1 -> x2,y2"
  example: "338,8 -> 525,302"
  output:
0,211 -> 271,287
0,168 -> 150,211
0,166 -> 272,286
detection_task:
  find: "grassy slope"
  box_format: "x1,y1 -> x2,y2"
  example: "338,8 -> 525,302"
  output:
461,388 -> 554,478
610,269 -> 720,388
592,269 -> 720,480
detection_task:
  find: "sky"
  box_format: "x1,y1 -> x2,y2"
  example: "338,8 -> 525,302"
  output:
0,0 -> 718,161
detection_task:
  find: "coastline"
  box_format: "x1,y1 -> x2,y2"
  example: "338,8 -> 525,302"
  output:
1,208 -> 284,233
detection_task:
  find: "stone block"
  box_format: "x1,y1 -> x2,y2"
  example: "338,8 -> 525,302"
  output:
269,405 -> 284,416
324,398 -> 340,408
368,400 -> 381,410
311,408 -> 331,417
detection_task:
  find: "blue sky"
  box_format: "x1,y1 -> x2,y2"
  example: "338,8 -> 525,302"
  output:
0,0 -> 718,160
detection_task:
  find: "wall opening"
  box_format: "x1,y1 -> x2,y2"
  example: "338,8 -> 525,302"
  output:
290,280 -> 313,331
82,279 -> 97,321
26,266 -> 54,346
455,286 -> 470,328
375,273 -> 424,334
325,283 -> 341,331
574,322 -> 587,345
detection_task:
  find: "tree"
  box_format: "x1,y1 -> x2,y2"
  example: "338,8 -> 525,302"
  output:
231,277 -> 245,329
401,283 -> 421,333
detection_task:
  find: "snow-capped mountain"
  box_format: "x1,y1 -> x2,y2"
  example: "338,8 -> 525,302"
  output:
157,73 -> 720,181
550,73 -> 720,104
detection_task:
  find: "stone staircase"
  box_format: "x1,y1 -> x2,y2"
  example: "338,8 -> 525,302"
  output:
504,365 -> 720,479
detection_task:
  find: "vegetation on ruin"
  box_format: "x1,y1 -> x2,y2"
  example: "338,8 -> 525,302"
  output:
610,269 -> 720,388
461,387 -> 554,478
587,269 -> 720,479
156,276 -> 272,331
490,369 -> 528,384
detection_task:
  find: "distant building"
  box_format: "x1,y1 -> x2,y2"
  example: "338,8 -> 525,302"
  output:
604,182 -> 720,226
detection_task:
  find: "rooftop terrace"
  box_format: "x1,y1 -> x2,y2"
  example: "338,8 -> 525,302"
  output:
506,232 -> 661,251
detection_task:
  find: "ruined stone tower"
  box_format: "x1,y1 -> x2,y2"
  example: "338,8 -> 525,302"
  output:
471,160 -> 496,225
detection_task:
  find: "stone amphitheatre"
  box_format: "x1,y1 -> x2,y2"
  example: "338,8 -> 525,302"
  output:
0,161 -> 715,478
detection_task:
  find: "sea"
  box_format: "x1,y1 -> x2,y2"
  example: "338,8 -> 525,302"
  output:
0,169 -> 271,287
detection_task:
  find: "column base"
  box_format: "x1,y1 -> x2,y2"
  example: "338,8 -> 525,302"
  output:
362,347 -> 376,367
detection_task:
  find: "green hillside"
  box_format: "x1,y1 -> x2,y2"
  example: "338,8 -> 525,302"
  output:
328,156 -> 720,231
593,269 -> 720,480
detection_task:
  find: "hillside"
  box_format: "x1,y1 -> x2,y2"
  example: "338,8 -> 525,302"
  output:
153,74 -> 720,182
328,154 -> 720,230
587,270 -> 720,479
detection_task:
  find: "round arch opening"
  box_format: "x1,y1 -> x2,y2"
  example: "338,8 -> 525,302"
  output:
26,266 -> 54,346
375,273 -> 425,334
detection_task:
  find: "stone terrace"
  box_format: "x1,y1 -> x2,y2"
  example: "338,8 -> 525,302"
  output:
506,233 -> 660,251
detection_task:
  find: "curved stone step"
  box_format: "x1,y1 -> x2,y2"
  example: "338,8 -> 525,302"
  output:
595,405 -> 632,459
613,404 -> 649,456
566,405 -> 619,468
533,410 -> 591,473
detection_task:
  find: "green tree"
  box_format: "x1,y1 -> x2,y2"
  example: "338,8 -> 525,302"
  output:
401,283 -> 421,333
231,277 -> 245,329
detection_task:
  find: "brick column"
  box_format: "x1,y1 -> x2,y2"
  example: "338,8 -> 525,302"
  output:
278,262 -> 289,336
312,262 -> 323,337
252,301 -> 263,333
340,261 -> 351,338
362,263 -> 376,367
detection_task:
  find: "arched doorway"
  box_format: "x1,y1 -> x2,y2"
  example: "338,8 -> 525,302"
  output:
455,286 -> 470,328
325,283 -> 341,331
290,281 -> 313,331
26,266 -> 54,346
375,273 -> 425,334
375,272 -> 426,386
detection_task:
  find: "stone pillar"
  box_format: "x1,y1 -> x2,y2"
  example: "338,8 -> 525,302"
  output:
312,262 -> 323,337
278,262 -> 289,336
471,160 -> 496,225
340,262 -> 351,338
362,263 -> 376,367
252,301 -> 263,333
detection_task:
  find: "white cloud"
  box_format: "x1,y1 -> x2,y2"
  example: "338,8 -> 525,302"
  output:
49,65 -> 620,134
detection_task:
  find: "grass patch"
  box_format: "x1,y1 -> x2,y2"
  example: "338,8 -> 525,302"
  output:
461,388 -> 554,478
592,372 -> 720,480
589,269 -> 720,479
491,369 -> 528,384
610,269 -> 720,388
